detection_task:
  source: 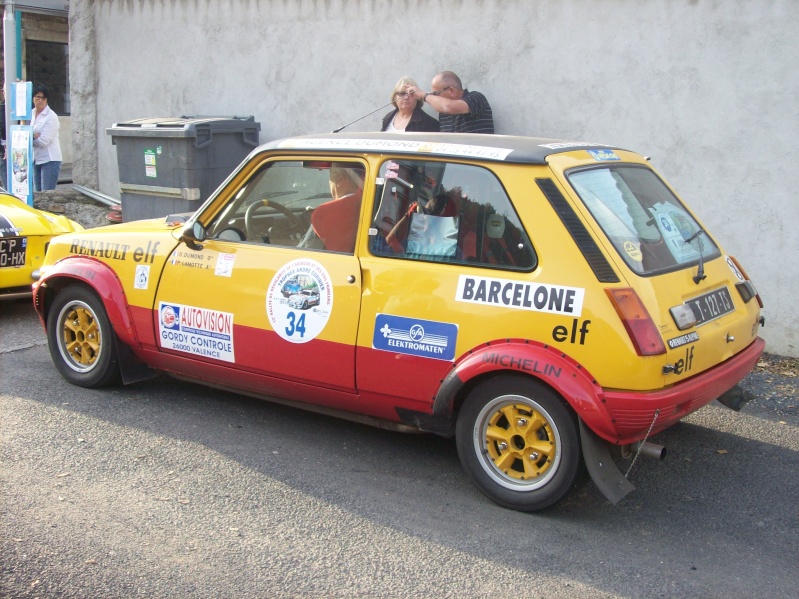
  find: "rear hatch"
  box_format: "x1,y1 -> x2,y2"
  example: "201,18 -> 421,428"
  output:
551,153 -> 762,384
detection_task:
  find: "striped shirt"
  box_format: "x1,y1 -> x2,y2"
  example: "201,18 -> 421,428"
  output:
439,90 -> 494,134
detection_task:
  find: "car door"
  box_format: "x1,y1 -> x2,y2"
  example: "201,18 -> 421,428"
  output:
152,157 -> 365,392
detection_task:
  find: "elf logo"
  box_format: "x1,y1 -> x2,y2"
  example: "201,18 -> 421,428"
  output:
674,346 -> 695,374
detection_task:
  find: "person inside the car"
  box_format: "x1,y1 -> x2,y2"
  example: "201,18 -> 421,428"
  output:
301,164 -> 365,252
385,191 -> 457,253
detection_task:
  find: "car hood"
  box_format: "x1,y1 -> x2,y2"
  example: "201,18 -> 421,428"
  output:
0,193 -> 84,237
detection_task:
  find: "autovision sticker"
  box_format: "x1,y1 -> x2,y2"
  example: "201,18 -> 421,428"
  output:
373,314 -> 457,361
266,258 -> 333,344
158,302 -> 235,362
456,275 -> 584,316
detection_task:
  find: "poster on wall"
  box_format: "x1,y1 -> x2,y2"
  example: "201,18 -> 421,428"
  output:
10,82 -> 32,122
9,126 -> 34,206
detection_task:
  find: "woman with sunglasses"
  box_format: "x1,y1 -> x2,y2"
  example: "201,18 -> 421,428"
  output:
30,85 -> 63,191
381,76 -> 439,133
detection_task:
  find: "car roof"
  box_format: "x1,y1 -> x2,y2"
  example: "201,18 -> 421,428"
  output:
262,132 -> 631,165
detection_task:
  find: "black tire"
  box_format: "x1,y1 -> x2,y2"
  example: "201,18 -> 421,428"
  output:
456,376 -> 582,512
46,286 -> 120,388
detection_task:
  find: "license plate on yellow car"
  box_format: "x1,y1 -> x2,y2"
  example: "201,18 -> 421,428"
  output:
686,286 -> 734,325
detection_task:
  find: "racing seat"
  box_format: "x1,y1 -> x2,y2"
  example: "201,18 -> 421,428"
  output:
310,192 -> 362,253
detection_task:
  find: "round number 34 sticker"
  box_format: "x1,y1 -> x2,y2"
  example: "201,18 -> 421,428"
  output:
266,259 -> 334,343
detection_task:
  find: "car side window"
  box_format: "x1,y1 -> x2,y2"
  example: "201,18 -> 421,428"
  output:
370,159 -> 536,270
206,160 -> 365,254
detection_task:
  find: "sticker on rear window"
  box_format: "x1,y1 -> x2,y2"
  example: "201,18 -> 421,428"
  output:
373,314 -> 457,361
587,149 -> 620,161
623,240 -> 642,262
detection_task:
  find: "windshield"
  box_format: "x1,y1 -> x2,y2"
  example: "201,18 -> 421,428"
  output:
568,166 -> 719,276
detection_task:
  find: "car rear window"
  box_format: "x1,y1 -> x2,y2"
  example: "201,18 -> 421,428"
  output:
567,165 -> 720,276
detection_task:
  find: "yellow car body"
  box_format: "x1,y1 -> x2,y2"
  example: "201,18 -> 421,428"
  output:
0,191 -> 84,300
33,133 -> 764,511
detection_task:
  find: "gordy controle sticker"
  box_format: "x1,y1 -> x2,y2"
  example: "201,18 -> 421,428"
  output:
266,258 -> 333,344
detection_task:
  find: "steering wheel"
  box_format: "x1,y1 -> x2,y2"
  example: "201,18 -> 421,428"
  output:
244,199 -> 304,240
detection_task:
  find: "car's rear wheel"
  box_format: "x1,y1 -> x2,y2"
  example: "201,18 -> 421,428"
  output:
456,375 -> 582,511
47,286 -> 120,388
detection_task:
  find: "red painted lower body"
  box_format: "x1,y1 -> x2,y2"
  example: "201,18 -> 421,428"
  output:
600,337 -> 765,444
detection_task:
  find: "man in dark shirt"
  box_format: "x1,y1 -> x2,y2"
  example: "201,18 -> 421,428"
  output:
411,71 -> 494,134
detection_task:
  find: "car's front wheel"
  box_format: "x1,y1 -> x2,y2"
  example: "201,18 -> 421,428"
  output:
456,375 -> 582,511
47,286 -> 120,388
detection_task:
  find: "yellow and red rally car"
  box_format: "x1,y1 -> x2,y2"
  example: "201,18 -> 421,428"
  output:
1,191 -> 83,300
33,133 -> 764,511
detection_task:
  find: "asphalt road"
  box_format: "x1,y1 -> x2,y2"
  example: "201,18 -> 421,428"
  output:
2,298 -> 797,598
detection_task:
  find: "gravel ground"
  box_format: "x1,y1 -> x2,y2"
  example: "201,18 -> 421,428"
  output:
742,352 -> 799,417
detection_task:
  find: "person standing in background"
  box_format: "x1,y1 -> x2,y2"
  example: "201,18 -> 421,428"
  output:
411,71 -> 494,134
30,84 -> 62,191
381,76 -> 439,133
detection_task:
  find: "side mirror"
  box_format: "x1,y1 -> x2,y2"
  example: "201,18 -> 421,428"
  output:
181,221 -> 206,250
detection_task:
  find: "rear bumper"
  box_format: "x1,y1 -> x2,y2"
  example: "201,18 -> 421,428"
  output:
600,337 -> 765,444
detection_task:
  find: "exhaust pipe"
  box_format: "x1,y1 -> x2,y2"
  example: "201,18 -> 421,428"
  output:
716,384 -> 755,412
631,441 -> 667,461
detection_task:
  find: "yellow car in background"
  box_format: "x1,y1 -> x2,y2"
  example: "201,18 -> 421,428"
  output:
32,133 -> 765,511
0,191 -> 83,300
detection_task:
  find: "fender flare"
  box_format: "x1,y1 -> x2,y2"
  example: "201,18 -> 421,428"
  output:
34,256 -> 141,350
433,339 -> 619,441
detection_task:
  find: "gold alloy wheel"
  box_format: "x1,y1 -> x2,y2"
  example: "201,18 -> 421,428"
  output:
475,395 -> 562,491
57,300 -> 102,373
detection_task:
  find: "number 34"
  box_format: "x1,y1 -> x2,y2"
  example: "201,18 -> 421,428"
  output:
285,311 -> 306,338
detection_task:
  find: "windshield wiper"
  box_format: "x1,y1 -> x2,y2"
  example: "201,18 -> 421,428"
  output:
685,228 -> 707,284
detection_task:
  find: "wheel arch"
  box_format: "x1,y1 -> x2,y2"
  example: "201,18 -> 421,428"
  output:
433,339 -> 617,441
34,256 -> 140,351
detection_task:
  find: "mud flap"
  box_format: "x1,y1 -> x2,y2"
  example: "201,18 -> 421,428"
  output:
579,419 -> 635,505
116,336 -> 156,384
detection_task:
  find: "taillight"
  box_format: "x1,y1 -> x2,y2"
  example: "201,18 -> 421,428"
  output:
606,287 -> 666,356
728,255 -> 763,308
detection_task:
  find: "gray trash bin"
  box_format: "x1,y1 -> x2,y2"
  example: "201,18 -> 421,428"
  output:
106,116 -> 261,222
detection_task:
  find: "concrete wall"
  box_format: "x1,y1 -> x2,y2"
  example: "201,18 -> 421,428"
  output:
70,0 -> 798,357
